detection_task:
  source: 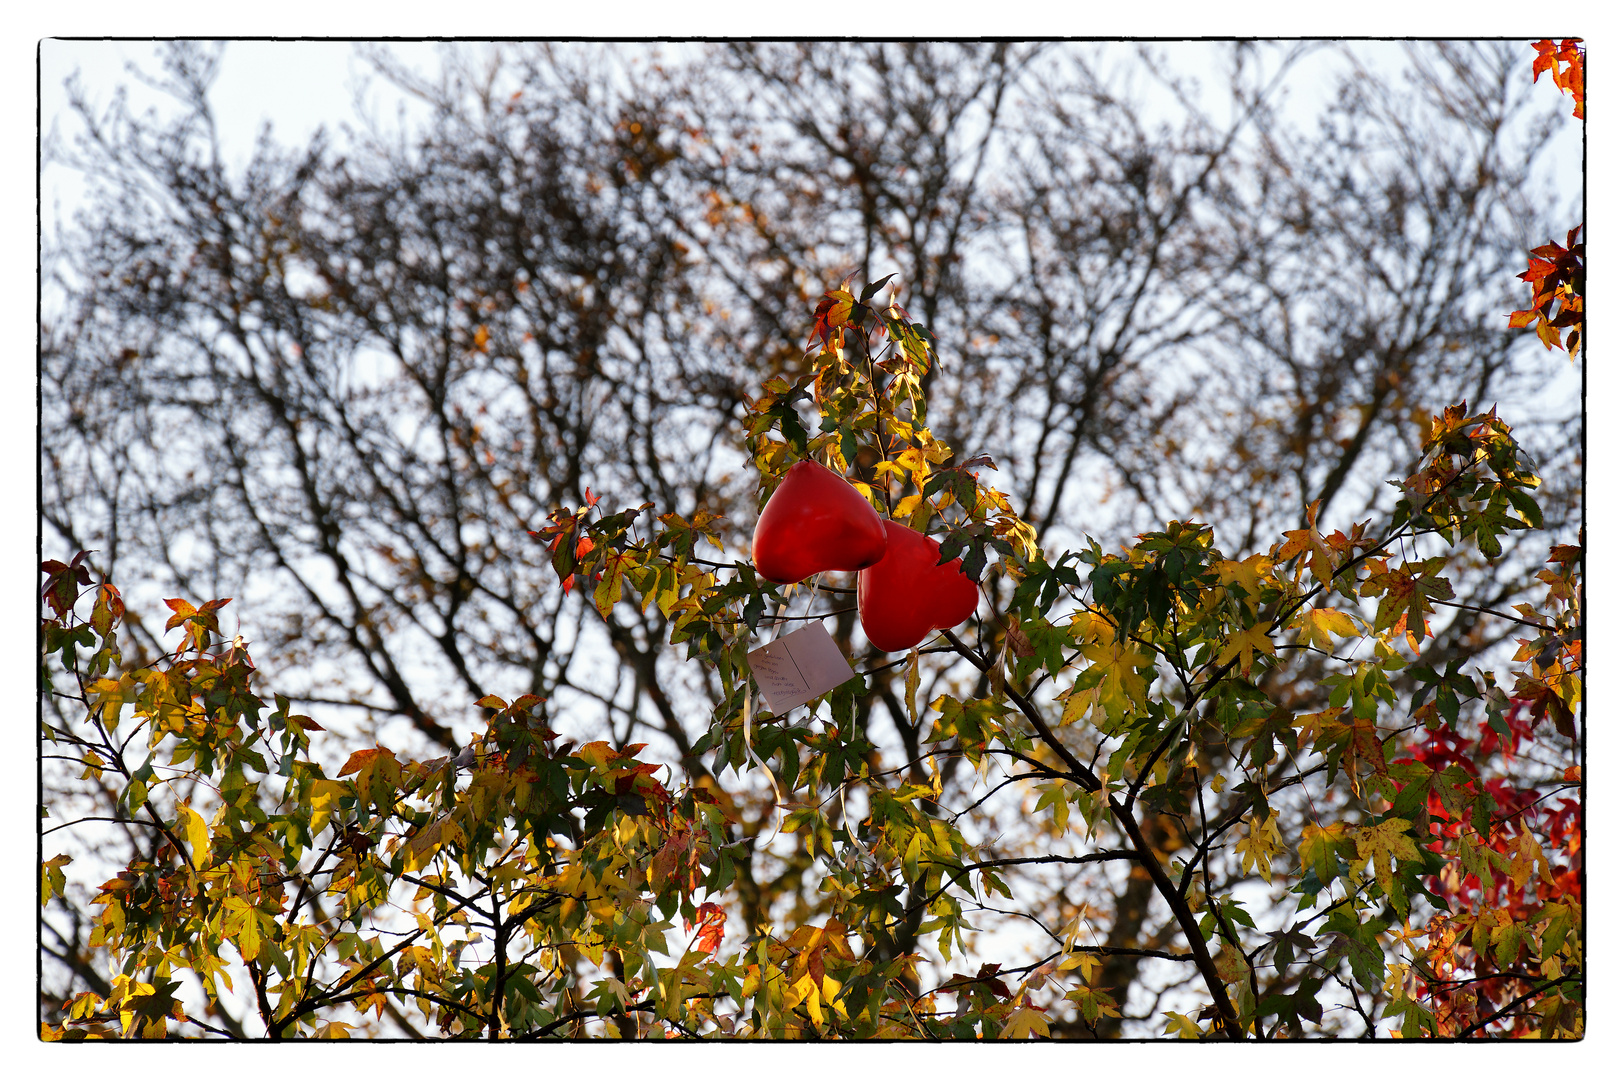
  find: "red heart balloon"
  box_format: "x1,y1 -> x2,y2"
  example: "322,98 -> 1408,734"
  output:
857,521 -> 980,652
751,460 -> 888,584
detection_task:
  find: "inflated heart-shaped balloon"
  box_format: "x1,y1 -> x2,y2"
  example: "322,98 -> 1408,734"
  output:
857,521 -> 980,652
751,460 -> 888,585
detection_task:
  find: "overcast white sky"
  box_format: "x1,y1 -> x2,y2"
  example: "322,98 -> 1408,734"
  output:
36,38 -> 1584,252
38,40 -> 445,239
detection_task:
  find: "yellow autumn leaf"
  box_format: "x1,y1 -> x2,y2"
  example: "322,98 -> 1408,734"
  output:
1163,1010 -> 1204,1039
1068,611 -> 1154,721
1214,554 -> 1274,604
1000,1003 -> 1051,1039
823,975 -> 849,1019
891,445 -> 929,478
1217,623 -> 1276,676
1355,817 -> 1420,896
176,802 -> 211,867
1298,607 -> 1359,652
1235,812 -> 1284,883
1058,951 -> 1101,982
405,813 -> 461,872
309,778 -> 346,838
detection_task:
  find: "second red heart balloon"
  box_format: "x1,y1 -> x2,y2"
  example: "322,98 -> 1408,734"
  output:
857,521 -> 980,652
751,460 -> 888,584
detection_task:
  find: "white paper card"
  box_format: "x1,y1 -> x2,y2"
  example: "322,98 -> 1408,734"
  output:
746,622 -> 854,716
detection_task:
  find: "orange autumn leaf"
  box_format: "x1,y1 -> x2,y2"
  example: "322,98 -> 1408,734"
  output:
685,901 -> 726,955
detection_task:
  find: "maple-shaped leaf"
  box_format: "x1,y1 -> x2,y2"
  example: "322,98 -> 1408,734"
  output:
1214,554 -> 1274,604
41,551 -> 95,619
650,828 -> 697,893
1235,812 -> 1284,883
1508,222 -> 1583,356
1163,1011 -> 1204,1039
1338,714 -> 1390,791
1064,985 -> 1121,1024
1069,612 -> 1155,722
1354,817 -> 1420,897
118,977 -> 188,1037
1298,822 -> 1352,885
999,1000 -> 1051,1040
806,288 -> 856,351
162,598 -> 198,632
1368,558 -> 1452,638
1510,674 -> 1577,739
1277,502 -> 1336,584
1217,623 -> 1276,677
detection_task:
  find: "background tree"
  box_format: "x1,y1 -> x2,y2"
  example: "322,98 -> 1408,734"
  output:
41,40 -> 1580,1038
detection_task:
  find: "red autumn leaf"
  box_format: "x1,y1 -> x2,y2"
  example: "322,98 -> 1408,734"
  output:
685,901 -> 726,955
40,554 -> 94,619
1531,38 -> 1584,119
939,962 -> 1013,999
1547,544 -> 1580,568
1531,40 -> 1557,81
805,284 -> 857,351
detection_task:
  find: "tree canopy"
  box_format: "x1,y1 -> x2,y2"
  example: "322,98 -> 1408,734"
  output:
40,40 -> 1581,1040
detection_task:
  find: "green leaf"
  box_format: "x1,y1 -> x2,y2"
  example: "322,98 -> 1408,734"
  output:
1298,823 -> 1347,885
859,274 -> 895,302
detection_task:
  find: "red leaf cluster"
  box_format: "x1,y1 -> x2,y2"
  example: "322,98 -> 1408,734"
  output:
1508,225 -> 1584,357
684,902 -> 726,955
1532,39 -> 1584,119
1396,704 -> 1580,922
